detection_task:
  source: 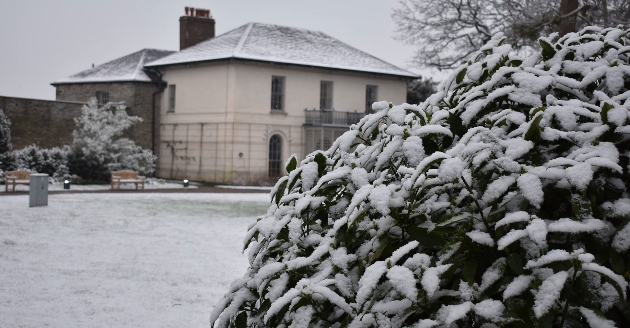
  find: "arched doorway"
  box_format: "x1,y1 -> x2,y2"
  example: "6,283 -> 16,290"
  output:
269,135 -> 282,178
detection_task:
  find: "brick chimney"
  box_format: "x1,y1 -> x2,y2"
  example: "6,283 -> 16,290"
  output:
180,7 -> 215,50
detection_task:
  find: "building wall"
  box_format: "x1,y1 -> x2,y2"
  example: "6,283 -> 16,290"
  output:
55,82 -> 162,155
157,60 -> 408,184
159,122 -> 301,185
231,61 -> 408,120
0,96 -> 83,149
159,62 -> 229,118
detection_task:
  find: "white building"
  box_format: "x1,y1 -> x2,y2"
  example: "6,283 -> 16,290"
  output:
145,15 -> 415,185
53,9 -> 416,185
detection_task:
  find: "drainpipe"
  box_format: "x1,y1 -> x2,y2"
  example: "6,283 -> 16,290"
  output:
147,68 -> 167,155
152,82 -> 166,155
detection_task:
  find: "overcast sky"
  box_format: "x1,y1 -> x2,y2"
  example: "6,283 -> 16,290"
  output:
0,0 -> 445,100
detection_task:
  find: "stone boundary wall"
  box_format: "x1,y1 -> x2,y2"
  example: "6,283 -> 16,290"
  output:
55,82 -> 161,154
0,96 -> 83,149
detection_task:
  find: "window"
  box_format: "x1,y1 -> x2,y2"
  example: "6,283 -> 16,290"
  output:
269,135 -> 283,177
168,85 -> 176,112
365,85 -> 378,113
95,91 -> 109,105
320,81 -> 333,109
316,136 -> 332,151
271,76 -> 285,111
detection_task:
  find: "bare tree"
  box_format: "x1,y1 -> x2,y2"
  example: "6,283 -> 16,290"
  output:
393,0 -> 629,70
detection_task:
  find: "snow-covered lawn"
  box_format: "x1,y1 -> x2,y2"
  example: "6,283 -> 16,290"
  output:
0,178 -> 198,192
0,192 -> 270,327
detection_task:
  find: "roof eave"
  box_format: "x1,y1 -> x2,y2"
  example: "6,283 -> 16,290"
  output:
51,79 -> 156,86
145,57 -> 418,79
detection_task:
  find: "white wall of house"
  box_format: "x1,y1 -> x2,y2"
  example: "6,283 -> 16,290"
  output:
158,60 -> 408,185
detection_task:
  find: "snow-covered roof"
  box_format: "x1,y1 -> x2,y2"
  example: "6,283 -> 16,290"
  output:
52,49 -> 175,84
145,23 -> 417,78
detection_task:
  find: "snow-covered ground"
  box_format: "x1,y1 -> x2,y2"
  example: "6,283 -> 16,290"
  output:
0,192 -> 270,327
1,178 -> 198,192
216,185 -> 273,191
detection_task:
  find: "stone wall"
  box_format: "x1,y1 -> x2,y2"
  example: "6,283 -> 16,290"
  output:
0,96 -> 83,149
55,82 -> 162,157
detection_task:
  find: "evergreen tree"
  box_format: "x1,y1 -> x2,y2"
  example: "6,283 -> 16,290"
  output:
393,0 -> 629,69
407,78 -> 437,105
69,98 -> 156,182
211,27 -> 630,328
0,109 -> 14,172
0,109 -> 11,155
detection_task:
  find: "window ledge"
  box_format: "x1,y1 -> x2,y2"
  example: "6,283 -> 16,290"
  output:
270,110 -> 287,115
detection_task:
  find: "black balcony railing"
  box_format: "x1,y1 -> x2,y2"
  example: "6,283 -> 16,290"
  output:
304,108 -> 365,126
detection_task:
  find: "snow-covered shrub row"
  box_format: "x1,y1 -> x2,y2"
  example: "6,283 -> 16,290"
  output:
68,99 -> 156,182
211,27 -> 630,327
0,109 -> 13,179
0,109 -> 11,155
10,144 -> 71,180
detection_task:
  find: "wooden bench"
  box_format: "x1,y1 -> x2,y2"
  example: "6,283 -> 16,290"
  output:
4,170 -> 35,192
110,170 -> 146,190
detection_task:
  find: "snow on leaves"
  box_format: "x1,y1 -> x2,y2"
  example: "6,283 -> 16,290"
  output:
211,27 -> 630,328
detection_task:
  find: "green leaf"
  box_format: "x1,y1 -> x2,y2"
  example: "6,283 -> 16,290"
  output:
530,106 -> 546,118
456,68 -> 467,84
610,251 -> 625,275
234,311 -> 247,328
448,112 -> 467,137
421,136 -> 440,155
539,39 -> 556,60
571,193 -> 593,220
601,102 -> 614,125
285,155 -> 297,173
288,170 -> 302,191
290,297 -> 309,311
406,226 -> 445,248
507,253 -> 524,275
314,152 -> 327,176
314,209 -> 328,227
274,178 -> 288,205
534,312 -> 554,328
370,238 -> 391,264
564,51 -> 575,61
524,113 -> 544,143
243,230 -> 260,251
601,274 -> 626,300
463,259 -> 478,283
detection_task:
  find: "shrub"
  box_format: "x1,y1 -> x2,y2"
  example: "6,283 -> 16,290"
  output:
211,27 -> 630,327
0,109 -> 14,173
11,144 -> 70,180
68,98 -> 156,182
0,109 -> 11,154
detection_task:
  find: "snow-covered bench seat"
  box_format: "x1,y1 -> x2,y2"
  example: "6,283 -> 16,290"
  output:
4,170 -> 35,192
110,170 -> 146,190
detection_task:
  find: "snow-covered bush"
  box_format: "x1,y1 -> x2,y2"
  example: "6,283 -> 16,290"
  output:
0,108 -> 15,175
11,144 -> 71,180
211,27 -> 630,328
68,98 -> 156,182
0,109 -> 11,155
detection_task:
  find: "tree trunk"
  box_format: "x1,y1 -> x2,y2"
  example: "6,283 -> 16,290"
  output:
602,0 -> 609,27
559,0 -> 579,36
